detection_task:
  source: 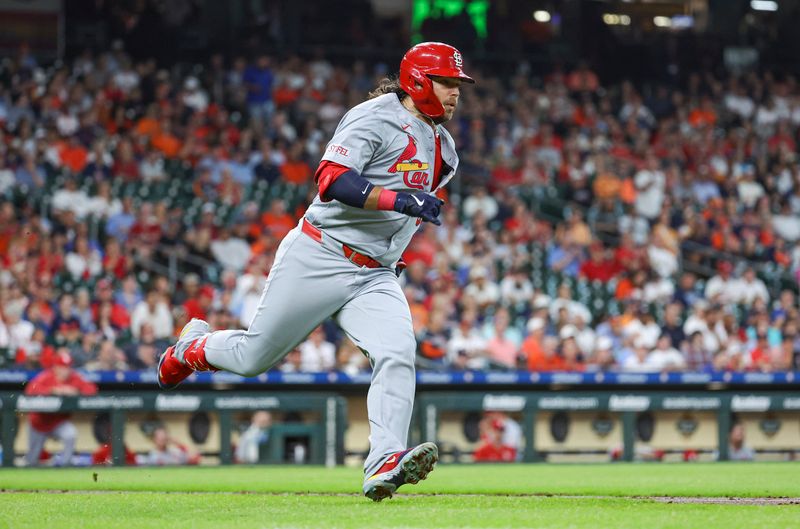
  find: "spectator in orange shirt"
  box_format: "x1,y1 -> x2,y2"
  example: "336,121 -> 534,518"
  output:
526,335 -> 566,371
688,97 -> 717,128
59,136 -> 88,174
522,318 -> 547,369
592,168 -> 621,201
134,104 -> 161,138
250,230 -> 277,256
260,199 -> 296,238
151,120 -> 182,158
619,176 -> 637,205
280,142 -> 312,185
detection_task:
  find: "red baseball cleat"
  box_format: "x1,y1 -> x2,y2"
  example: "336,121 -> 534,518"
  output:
157,345 -> 193,390
363,442 -> 438,502
157,319 -> 216,390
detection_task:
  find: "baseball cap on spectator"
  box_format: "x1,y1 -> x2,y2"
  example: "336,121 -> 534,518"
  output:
184,77 -> 199,90
527,317 -> 546,333
532,294 -> 551,310
560,324 -> 578,340
53,351 -> 73,367
597,336 -> 613,351
97,278 -> 112,290
202,202 -> 216,214
199,285 -> 215,298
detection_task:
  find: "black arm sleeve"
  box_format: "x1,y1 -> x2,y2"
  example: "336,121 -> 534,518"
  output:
325,169 -> 375,208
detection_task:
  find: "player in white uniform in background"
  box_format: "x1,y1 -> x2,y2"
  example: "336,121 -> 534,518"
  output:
158,42 -> 474,501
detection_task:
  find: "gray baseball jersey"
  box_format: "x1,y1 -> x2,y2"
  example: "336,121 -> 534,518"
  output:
189,92 -> 459,480
305,93 -> 459,266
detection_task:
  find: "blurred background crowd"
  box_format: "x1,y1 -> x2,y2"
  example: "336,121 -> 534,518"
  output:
1,0 -> 800,379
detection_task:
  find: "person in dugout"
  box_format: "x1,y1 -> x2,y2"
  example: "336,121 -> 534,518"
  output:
24,351 -> 98,466
472,414 -> 517,463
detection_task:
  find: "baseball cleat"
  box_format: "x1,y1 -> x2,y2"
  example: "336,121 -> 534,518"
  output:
363,442 -> 438,502
157,319 -> 211,390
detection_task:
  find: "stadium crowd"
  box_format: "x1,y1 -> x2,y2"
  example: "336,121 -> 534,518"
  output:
1,43 -> 800,377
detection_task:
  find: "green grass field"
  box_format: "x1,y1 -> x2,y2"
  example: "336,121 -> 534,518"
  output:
1,463 -> 799,529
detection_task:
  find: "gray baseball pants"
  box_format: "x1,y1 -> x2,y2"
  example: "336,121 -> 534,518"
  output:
203,221 -> 416,477
26,421 -> 77,466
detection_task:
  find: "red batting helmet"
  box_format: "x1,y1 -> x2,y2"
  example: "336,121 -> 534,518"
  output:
399,42 -> 474,118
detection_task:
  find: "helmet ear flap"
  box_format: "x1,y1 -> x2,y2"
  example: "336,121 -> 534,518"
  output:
407,68 -> 430,95
399,63 -> 445,119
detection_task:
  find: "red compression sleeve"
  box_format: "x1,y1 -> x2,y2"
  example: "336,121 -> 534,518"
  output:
314,161 -> 351,202
376,188 -> 397,210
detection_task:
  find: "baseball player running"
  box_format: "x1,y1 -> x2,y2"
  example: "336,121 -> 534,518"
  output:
158,42 -> 473,501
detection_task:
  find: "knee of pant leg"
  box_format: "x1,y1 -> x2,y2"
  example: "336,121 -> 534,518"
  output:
239,366 -> 264,378
238,356 -> 271,378
372,331 -> 416,371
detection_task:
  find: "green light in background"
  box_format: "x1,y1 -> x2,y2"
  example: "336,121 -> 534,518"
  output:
411,0 -> 489,44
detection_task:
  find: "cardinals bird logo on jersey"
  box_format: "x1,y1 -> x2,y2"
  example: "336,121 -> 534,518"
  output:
389,134 -> 430,190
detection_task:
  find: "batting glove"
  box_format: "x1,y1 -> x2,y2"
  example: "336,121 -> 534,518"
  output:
394,192 -> 445,225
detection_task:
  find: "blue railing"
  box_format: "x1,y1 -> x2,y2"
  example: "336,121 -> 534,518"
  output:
0,370 -> 797,386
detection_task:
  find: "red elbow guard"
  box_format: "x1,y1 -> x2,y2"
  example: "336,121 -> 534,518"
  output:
314,161 -> 351,202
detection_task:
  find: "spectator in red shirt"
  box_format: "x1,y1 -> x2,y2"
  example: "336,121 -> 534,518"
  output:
128,202 -> 162,247
101,239 -> 131,279
580,241 -> 621,283
183,284 -> 215,321
24,351 -> 98,466
473,417 -> 517,462
567,61 -> 599,93
614,233 -> 648,272
91,278 -> 130,330
748,332 -> 772,372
